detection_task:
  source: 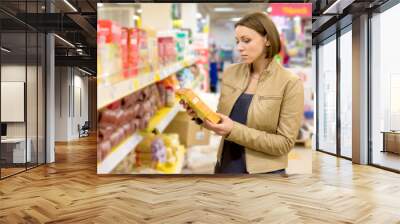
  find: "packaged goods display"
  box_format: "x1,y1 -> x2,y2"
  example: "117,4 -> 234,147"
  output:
176,88 -> 221,124
121,28 -> 130,78
97,82 -> 173,162
175,30 -> 189,61
128,28 -> 139,77
176,68 -> 195,88
146,28 -> 159,73
113,133 -> 185,174
97,20 -> 123,83
157,31 -> 177,66
97,5 -> 209,174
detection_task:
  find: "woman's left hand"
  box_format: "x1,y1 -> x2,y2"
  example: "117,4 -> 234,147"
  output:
203,113 -> 234,136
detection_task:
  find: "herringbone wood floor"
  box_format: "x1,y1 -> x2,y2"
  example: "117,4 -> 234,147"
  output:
1,135 -> 400,223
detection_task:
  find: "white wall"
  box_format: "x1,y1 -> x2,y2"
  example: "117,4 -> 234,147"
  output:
142,4 -> 172,30
209,22 -> 236,49
55,67 -> 89,141
181,4 -> 198,35
1,65 -> 28,138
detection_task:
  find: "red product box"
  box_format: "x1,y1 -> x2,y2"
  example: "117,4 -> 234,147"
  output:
165,37 -> 175,64
97,20 -> 122,45
97,20 -> 113,45
157,37 -> 165,66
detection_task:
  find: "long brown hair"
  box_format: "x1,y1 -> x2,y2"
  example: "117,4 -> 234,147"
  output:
235,12 -> 281,58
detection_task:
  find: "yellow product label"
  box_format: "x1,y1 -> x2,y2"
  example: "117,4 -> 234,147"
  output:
154,73 -> 161,81
176,88 -> 221,124
133,78 -> 140,90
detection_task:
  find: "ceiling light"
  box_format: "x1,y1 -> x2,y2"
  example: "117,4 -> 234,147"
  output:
197,13 -> 202,19
78,67 -> 92,76
267,7 -> 272,13
1,47 -> 11,53
137,9 -> 142,13
322,0 -> 353,15
54,34 -> 75,48
214,7 -> 234,12
98,3 -> 103,7
231,17 -> 241,22
63,0 -> 78,12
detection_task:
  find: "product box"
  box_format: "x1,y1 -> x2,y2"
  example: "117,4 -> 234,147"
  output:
175,88 -> 221,124
145,28 -> 159,73
138,29 -> 150,74
97,20 -> 123,83
121,28 -> 129,78
97,20 -> 122,45
157,34 -> 176,66
164,111 -> 210,147
128,28 -> 139,77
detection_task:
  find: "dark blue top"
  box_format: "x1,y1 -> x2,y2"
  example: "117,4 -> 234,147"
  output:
215,93 -> 254,174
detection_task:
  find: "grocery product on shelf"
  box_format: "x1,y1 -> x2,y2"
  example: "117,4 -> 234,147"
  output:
113,133 -> 185,174
97,20 -> 123,84
145,28 -> 159,73
97,81 -> 174,163
176,68 -> 195,88
138,29 -> 150,74
176,88 -> 221,124
136,134 -> 167,167
121,28 -> 129,78
128,28 -> 139,77
161,75 -> 179,107
175,30 -> 189,61
157,31 -> 177,66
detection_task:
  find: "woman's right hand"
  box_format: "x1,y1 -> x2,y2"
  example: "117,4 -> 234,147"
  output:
179,100 -> 197,118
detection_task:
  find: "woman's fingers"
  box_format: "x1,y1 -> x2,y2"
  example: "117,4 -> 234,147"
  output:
179,100 -> 198,118
187,108 -> 196,117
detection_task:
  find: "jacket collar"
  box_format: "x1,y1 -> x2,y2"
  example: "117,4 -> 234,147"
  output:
245,58 -> 277,82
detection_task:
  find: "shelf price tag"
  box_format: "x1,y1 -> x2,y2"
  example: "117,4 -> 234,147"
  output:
155,73 -> 161,82
133,78 -> 140,90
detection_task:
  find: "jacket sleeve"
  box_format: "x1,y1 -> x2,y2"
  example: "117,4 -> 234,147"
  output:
225,78 -> 304,156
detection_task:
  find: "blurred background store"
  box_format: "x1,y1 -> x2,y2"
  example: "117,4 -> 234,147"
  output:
96,3 -> 313,174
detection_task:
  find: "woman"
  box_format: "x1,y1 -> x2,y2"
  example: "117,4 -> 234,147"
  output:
181,12 -> 304,174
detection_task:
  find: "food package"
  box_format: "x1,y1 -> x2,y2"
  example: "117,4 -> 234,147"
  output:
98,140 -> 111,161
98,125 -> 114,141
136,133 -> 156,153
145,28 -> 159,73
175,88 -> 221,124
121,28 -> 129,78
128,28 -> 139,77
97,20 -> 123,83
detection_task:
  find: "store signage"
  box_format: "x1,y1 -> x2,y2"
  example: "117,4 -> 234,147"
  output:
269,3 -> 311,17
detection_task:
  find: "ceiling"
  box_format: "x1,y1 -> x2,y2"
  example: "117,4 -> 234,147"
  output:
198,3 -> 270,25
311,0 -> 391,43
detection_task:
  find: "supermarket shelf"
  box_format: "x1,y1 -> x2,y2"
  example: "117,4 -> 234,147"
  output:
192,77 -> 202,89
98,57 -> 197,109
97,133 -> 143,174
173,148 -> 185,174
145,102 -> 181,133
152,147 -> 186,174
98,102 -> 182,174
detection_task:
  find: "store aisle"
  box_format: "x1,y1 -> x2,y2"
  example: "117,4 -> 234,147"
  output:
1,136 -> 400,223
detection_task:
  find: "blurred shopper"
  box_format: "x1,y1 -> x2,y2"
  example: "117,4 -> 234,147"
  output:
182,12 -> 304,174
209,43 -> 219,93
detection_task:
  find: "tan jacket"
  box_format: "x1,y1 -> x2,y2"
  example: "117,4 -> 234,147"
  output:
217,60 -> 304,173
